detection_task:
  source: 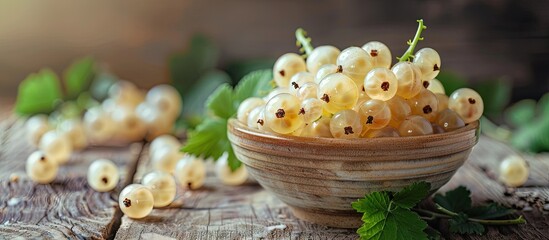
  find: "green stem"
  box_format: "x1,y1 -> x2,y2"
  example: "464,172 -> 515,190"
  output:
295,28 -> 314,58
398,19 -> 427,62
434,204 -> 526,225
414,208 -> 451,219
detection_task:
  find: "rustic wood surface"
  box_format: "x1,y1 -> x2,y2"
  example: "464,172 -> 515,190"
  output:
0,101 -> 548,239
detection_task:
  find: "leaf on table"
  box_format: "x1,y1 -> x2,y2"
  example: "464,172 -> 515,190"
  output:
182,70 -> 231,123
169,34 -> 219,101
504,99 -> 537,128
472,78 -> 512,117
393,181 -> 431,208
433,186 -> 471,213
63,57 -> 95,100
436,71 -> 468,95
448,213 -> 485,235
15,68 -> 63,115
181,118 -> 228,161
206,83 -> 237,119
466,203 -> 515,220
234,69 -> 274,103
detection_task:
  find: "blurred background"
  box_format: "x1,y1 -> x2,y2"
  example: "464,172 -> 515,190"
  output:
0,0 -> 548,101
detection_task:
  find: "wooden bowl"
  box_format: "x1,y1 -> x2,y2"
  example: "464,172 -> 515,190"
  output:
228,119 -> 480,228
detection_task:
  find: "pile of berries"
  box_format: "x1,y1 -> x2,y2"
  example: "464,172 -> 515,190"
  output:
238,25 -> 484,138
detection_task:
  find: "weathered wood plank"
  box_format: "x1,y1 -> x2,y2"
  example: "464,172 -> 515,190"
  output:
116,136 -> 549,240
0,120 -> 143,239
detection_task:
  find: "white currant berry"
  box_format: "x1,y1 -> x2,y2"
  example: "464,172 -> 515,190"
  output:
119,184 -> 154,219
146,84 -> 182,120
84,107 -> 115,143
149,135 -> 180,159
108,80 -> 145,108
306,45 -> 340,75
136,102 -> 175,140
237,97 -> 266,123
174,155 -> 206,190
215,152 -> 248,186
300,117 -> 333,138
111,106 -> 147,142
25,114 -> 51,146
26,151 -> 58,184
87,159 -> 119,192
314,64 -> 338,84
39,130 -> 72,164
448,88 -> 484,124
273,53 -> 307,88
337,46 -> 372,88
142,171 -> 177,207
427,78 -> 445,94
247,105 -> 264,129
58,119 -> 88,150
263,87 -> 291,102
413,48 -> 441,81
151,146 -> 184,174
288,72 -> 314,96
361,41 -> 392,69
499,155 -> 529,187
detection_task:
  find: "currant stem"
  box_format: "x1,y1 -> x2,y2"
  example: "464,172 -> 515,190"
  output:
434,204 -> 526,225
295,28 -> 314,58
398,19 -> 427,62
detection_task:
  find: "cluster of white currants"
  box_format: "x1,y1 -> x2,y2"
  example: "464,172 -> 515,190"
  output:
238,43 -> 484,138
24,82 -> 182,184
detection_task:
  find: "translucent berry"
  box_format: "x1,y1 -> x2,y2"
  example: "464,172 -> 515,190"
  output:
330,110 -> 363,139
407,89 -> 439,121
108,80 -> 145,108
111,106 -> 147,142
215,152 -> 248,186
146,84 -> 182,120
398,115 -> 434,137
362,41 -> 392,69
264,93 -> 305,134
25,114 -> 51,146
317,73 -> 358,114
300,98 -> 324,123
119,184 -> 154,219
435,109 -> 465,132
237,97 -> 266,123
288,72 -> 314,96
263,87 -> 291,102
136,102 -> 175,140
448,88 -> 484,123
337,46 -> 372,88
273,53 -> 307,88
149,135 -> 180,160
391,61 -> 422,99
26,151 -> 58,184
435,93 -> 449,111
174,155 -> 206,190
427,78 -> 445,94
413,48 -> 441,81
363,126 -> 400,138
297,82 -> 319,100
364,68 -> 398,101
386,96 -> 412,129
83,107 -> 115,143
306,45 -> 340,75
151,146 -> 184,174
87,159 -> 119,192
357,99 -> 391,130
499,155 -> 529,187
142,171 -> 177,207
39,130 -> 72,164
247,105 -> 263,129
314,64 -> 338,84
58,119 -> 88,150
300,117 -> 333,138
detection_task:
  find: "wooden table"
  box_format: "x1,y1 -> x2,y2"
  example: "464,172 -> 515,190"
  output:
1,105 -> 548,239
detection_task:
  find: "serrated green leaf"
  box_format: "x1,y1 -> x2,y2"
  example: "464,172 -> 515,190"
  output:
353,192 -> 390,214
15,68 -> 63,115
206,83 -> 237,119
436,71 -> 468,95
466,203 -> 515,220
448,213 -> 485,235
182,69 -> 231,122
433,186 -> 471,212
472,78 -> 511,116
234,69 -> 274,103
504,99 -> 536,127
425,227 -> 442,240
63,57 -> 95,100
393,181 -> 431,208
181,118 -> 229,160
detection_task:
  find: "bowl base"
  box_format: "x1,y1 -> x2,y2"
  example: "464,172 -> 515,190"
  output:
290,206 -> 362,229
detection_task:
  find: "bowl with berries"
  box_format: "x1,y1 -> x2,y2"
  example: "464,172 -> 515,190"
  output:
228,20 -> 483,228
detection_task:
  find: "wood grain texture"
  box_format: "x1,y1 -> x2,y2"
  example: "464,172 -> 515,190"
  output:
0,120 -> 144,239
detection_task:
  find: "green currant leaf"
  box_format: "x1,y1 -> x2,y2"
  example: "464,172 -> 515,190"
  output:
393,181 -> 431,208
425,226 -> 442,240
183,70 -> 231,122
206,83 -> 237,119
63,57 -> 95,100
448,213 -> 485,235
433,186 -> 471,213
234,69 -> 274,103
466,203 -> 515,220
181,118 -> 228,161
15,68 -> 63,115
504,99 -> 537,128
